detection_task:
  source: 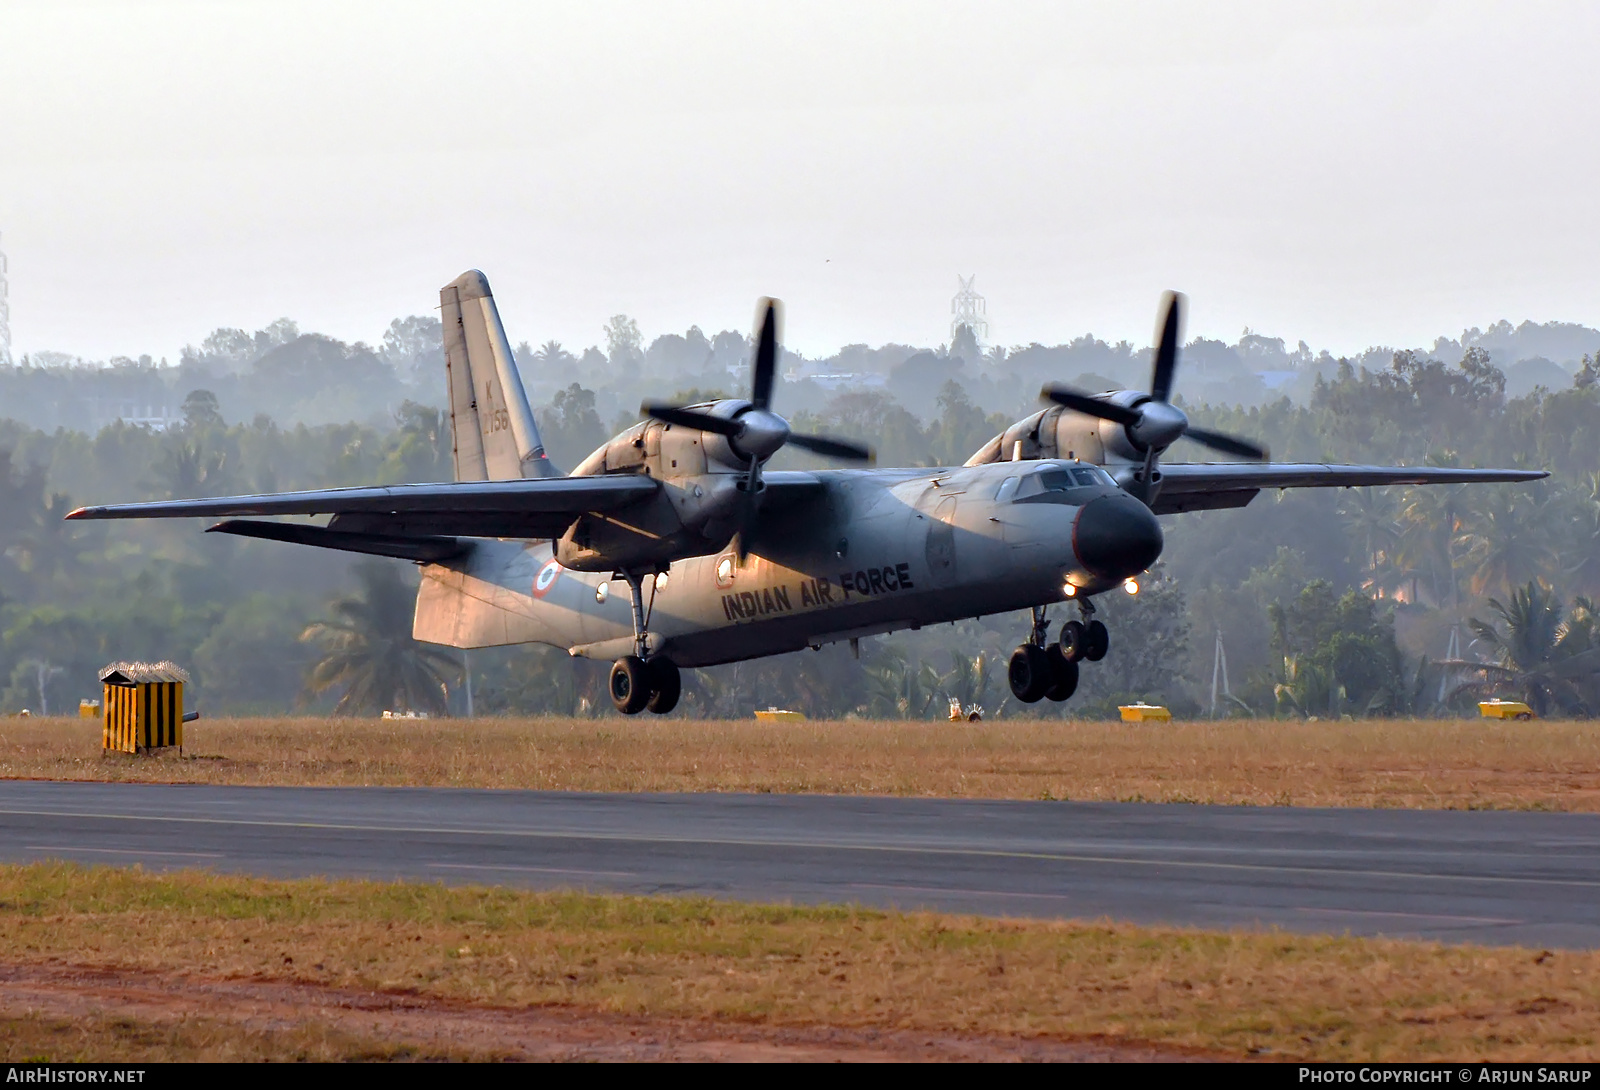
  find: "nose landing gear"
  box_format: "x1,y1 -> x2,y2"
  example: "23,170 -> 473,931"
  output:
608,570 -> 682,715
1009,604 -> 1079,703
1058,608 -> 1109,664
1009,599 -> 1108,704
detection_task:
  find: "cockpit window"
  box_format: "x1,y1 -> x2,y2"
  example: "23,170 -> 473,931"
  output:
1011,462 -> 1114,502
1036,467 -> 1073,491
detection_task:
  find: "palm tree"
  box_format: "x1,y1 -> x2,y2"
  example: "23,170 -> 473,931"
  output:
1337,487 -> 1400,590
1565,473 -> 1600,598
301,561 -> 459,715
1455,487 -> 1557,598
1274,655 -> 1345,719
533,340 -> 575,368
151,439 -> 232,500
859,649 -> 940,718
1448,581 -> 1600,716
937,650 -> 996,715
1397,481 -> 1467,607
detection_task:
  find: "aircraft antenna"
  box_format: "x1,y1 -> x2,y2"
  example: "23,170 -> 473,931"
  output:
0,232 -> 10,364
951,274 -> 989,345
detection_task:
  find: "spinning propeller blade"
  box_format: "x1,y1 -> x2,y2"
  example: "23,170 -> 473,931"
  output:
639,403 -> 742,437
1150,291 -> 1182,403
787,432 -> 874,462
750,298 -> 778,411
1040,386 -> 1141,426
640,297 -> 873,555
736,455 -> 761,561
1037,291 -> 1269,505
1184,426 -> 1268,461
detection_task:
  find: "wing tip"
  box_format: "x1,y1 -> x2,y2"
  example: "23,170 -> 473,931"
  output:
64,506 -> 95,521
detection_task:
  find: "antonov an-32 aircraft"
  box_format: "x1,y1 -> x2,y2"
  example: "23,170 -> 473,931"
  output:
69,272 -> 1545,714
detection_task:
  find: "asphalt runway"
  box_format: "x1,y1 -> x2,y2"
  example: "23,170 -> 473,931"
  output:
0,780 -> 1596,948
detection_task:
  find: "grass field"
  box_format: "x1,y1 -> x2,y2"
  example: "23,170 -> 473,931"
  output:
3,714 -> 1597,810
0,863 -> 1592,1062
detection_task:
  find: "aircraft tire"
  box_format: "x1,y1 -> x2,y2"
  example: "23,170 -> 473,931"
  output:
1044,645 -> 1079,702
1059,621 -> 1087,662
1084,620 -> 1109,662
609,655 -> 652,715
1008,644 -> 1051,704
646,659 -> 681,715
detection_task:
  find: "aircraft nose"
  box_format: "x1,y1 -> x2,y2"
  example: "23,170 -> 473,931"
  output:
1072,494 -> 1163,581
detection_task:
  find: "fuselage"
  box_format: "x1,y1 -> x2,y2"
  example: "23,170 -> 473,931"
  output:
414,459 -> 1163,667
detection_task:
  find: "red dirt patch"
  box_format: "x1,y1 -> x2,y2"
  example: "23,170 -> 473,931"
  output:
0,962 -> 1215,1061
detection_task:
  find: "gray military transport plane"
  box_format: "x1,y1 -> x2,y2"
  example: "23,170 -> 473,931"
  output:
68,273 -> 1546,714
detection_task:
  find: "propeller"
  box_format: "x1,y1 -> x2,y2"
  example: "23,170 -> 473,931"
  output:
1040,291 -> 1268,504
641,298 -> 873,556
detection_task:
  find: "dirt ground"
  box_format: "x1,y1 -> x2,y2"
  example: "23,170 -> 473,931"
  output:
0,962 -> 1210,1062
0,866 -> 1594,1062
3,714 -> 1597,810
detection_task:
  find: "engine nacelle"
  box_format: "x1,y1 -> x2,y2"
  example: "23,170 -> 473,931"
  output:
1092,390 -> 1150,463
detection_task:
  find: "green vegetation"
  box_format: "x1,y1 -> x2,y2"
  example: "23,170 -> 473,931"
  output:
301,561 -> 460,715
1,312 -> 1598,717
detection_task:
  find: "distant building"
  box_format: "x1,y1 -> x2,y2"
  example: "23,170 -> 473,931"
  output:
1255,370 -> 1299,391
85,397 -> 182,433
810,372 -> 888,392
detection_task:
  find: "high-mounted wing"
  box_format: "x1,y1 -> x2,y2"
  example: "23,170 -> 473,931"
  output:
66,475 -> 661,546
1146,463 -> 1548,515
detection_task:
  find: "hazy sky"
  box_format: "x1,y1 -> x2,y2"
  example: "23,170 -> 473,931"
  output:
2,1 -> 1597,363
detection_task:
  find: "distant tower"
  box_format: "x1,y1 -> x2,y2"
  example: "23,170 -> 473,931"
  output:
1209,629 -> 1232,718
950,274 -> 989,344
0,232 -> 10,364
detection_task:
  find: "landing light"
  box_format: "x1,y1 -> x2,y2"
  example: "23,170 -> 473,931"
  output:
1062,583 -> 1077,598
1124,578 -> 1139,595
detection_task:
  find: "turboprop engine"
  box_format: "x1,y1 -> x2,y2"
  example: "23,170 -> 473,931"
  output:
969,292 -> 1269,507
639,298 -> 871,557
555,299 -> 872,571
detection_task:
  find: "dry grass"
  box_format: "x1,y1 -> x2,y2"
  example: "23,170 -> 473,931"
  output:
0,1011 -> 468,1063
0,863 -> 1595,1061
3,715 -> 1598,810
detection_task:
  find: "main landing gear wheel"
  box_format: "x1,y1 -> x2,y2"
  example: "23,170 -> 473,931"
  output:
1045,644 -> 1079,702
1059,620 -> 1087,662
646,658 -> 681,715
1083,620 -> 1109,662
611,570 -> 682,715
609,655 -> 652,715
1008,644 -> 1051,703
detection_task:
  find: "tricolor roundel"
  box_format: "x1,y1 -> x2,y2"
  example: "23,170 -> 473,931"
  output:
532,558 -> 563,598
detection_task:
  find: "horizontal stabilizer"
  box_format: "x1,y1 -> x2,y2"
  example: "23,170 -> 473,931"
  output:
67,474 -> 660,542
68,475 -> 657,519
207,519 -> 469,562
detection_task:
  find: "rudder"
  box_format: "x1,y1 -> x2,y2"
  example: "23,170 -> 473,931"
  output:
440,270 -> 559,480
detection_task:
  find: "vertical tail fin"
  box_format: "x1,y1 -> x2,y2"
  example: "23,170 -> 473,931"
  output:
440,270 -> 559,481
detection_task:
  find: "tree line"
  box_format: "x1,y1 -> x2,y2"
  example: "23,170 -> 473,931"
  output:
0,318 -> 1597,718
